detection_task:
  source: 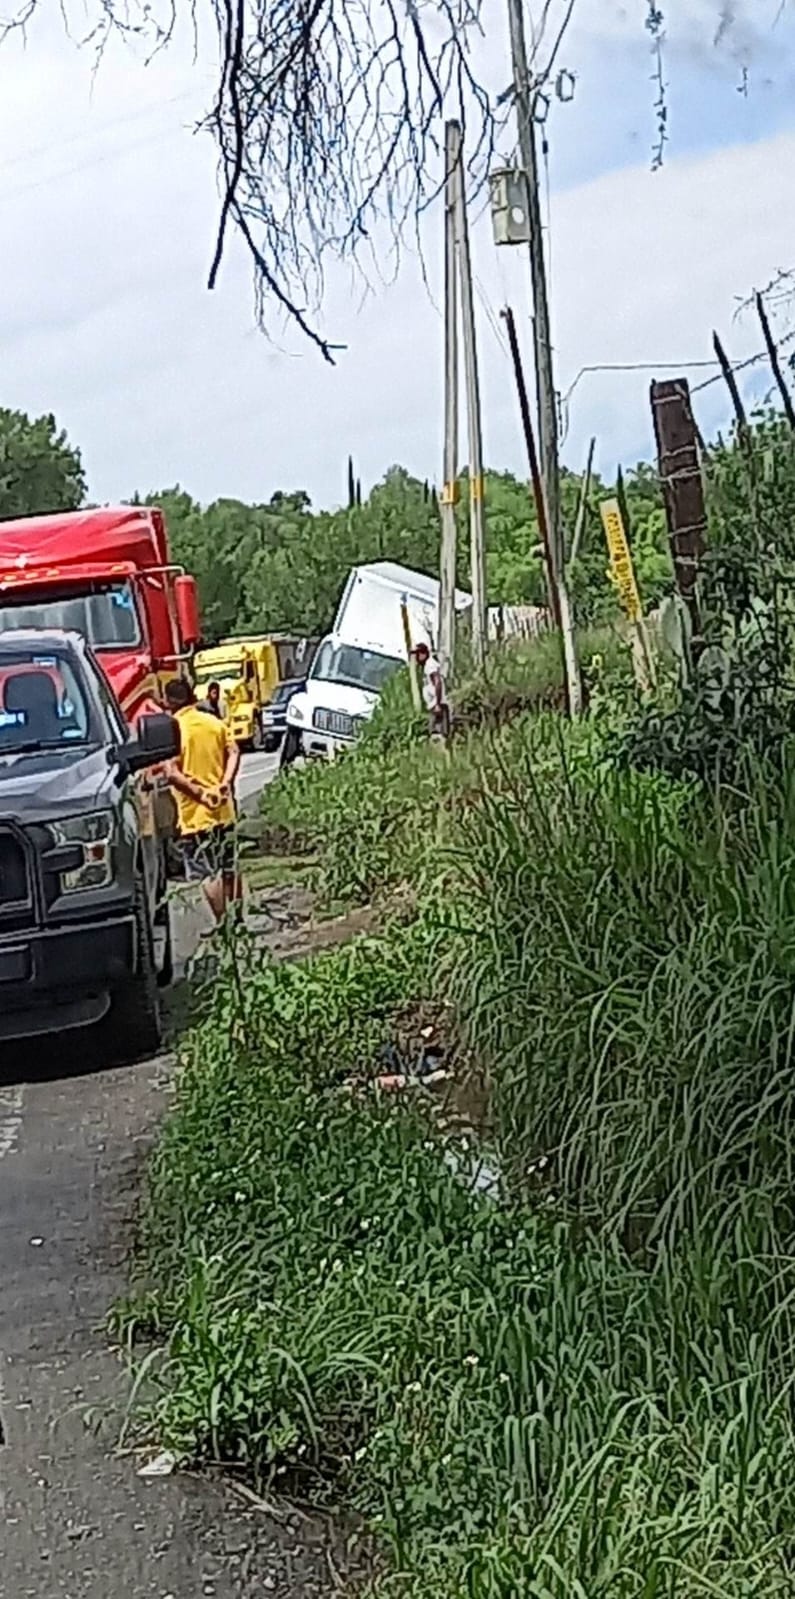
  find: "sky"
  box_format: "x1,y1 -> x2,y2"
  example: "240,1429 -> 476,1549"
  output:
0,0 -> 794,510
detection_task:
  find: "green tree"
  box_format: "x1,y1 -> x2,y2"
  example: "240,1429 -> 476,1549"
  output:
140,459 -> 675,646
0,407 -> 85,520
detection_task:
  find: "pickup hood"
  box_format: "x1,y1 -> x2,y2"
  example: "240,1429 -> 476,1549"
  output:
0,744 -> 112,820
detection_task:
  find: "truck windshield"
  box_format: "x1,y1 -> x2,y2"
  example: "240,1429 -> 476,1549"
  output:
0,649 -> 91,755
310,640 -> 403,694
0,582 -> 142,648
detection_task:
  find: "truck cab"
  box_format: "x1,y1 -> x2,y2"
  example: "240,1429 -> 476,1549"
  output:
0,506 -> 201,879
193,638 -> 280,751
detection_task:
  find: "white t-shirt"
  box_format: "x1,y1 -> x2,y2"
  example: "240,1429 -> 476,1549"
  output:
422,654 -> 446,711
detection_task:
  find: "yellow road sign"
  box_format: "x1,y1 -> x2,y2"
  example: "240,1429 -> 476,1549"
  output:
600,498 -> 643,624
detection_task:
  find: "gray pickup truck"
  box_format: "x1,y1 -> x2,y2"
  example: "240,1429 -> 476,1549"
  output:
0,628 -> 178,1056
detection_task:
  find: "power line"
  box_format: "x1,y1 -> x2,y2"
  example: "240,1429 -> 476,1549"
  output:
0,88 -> 199,178
0,120 -> 201,202
562,359 -> 720,406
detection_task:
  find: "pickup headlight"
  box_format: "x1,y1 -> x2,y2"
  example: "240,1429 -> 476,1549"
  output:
287,700 -> 304,725
51,811 -> 115,893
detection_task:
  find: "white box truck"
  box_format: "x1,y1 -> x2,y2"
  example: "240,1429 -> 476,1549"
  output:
285,561 -> 469,759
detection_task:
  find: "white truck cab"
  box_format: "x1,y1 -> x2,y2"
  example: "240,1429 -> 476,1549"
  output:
286,561 -> 464,760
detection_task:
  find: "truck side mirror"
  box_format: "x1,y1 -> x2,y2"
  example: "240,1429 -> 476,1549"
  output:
123,712 -> 180,773
175,575 -> 201,649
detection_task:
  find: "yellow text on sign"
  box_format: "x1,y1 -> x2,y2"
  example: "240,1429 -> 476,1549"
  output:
600,499 -> 643,624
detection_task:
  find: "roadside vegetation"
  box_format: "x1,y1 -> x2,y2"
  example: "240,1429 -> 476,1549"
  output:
119,409 -> 795,1596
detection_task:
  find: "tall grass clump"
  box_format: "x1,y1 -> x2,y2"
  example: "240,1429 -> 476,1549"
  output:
261,631 -> 630,910
448,740 -> 795,1242
124,628 -> 795,1593
124,901 -> 795,1596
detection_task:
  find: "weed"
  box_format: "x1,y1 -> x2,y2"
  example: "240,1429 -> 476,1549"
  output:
124,638 -> 795,1594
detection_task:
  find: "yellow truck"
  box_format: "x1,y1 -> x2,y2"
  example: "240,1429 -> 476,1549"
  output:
192,637 -> 280,750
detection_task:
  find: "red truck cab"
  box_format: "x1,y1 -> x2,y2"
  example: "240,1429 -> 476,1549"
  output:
0,506 -> 200,718
0,506 -> 201,886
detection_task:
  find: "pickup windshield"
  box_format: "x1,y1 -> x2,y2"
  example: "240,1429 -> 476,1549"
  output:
0,648 -> 91,755
310,641 -> 403,694
0,581 -> 142,648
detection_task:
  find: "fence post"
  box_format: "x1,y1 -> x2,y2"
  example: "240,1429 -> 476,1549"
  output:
650,378 -> 706,660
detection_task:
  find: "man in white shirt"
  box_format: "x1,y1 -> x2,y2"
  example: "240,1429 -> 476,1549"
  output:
413,642 -> 451,740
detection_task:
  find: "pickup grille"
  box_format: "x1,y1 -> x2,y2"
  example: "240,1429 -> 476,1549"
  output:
313,707 -> 357,739
0,826 -> 34,929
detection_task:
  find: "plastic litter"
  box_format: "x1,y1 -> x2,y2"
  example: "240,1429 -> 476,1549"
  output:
137,1449 -> 177,1478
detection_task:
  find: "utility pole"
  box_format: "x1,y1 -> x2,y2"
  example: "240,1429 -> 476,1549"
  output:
650,378 -> 706,659
506,0 -> 562,574
502,306 -> 581,715
454,127 -> 487,670
439,120 -> 461,680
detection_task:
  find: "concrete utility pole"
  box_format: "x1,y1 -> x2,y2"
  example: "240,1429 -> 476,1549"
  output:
454,129 -> 487,670
439,120 -> 461,680
506,0 -> 562,574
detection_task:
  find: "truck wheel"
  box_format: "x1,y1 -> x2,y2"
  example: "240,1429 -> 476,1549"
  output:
155,897 -> 174,989
103,875 -> 163,1062
280,728 -> 301,769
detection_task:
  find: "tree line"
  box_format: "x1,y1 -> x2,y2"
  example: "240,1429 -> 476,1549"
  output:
0,405 -> 678,644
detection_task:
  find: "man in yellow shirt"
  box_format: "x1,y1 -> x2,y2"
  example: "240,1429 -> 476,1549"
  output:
164,678 -> 242,924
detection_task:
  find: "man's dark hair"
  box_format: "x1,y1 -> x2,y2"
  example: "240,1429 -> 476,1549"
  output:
165,677 -> 194,711
208,681 -> 220,695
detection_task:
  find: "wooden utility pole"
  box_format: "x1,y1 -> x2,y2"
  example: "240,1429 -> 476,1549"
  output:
501,306 -> 559,630
439,120 -> 461,680
506,0 -> 562,574
400,597 -> 422,712
502,306 -> 581,715
650,379 -> 706,658
454,130 -> 487,670
568,436 -> 595,571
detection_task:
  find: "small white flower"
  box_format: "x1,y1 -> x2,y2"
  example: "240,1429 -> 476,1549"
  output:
463,1353 -> 479,1368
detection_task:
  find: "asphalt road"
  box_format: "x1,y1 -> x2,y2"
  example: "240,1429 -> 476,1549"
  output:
0,751 -> 346,1598
236,750 -> 280,814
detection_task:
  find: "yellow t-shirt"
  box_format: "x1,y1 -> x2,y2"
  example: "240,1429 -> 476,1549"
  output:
174,705 -> 237,835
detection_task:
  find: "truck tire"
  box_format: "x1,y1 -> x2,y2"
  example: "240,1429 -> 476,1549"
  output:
102,874 -> 163,1063
280,727 -> 301,769
155,896 -> 174,989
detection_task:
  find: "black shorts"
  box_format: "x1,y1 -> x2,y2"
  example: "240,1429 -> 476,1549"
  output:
428,704 -> 451,739
180,824 -> 237,883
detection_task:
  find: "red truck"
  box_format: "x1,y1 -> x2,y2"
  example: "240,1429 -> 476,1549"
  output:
0,504 -> 200,879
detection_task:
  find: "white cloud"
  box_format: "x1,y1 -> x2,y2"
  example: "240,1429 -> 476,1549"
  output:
0,14 -> 793,513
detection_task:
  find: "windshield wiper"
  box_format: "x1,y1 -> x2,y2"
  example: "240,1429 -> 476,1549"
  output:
0,739 -> 87,755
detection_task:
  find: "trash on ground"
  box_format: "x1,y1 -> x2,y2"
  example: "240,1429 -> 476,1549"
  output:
376,1067 -> 451,1092
137,1448 -> 177,1477
444,1141 -> 502,1201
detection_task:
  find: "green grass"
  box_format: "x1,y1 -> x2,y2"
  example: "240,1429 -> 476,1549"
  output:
122,637 -> 795,1594
122,853 -> 795,1594
259,631 -> 630,911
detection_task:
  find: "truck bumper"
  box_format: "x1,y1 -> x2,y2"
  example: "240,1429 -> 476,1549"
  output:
300,730 -> 355,759
0,916 -> 136,1041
